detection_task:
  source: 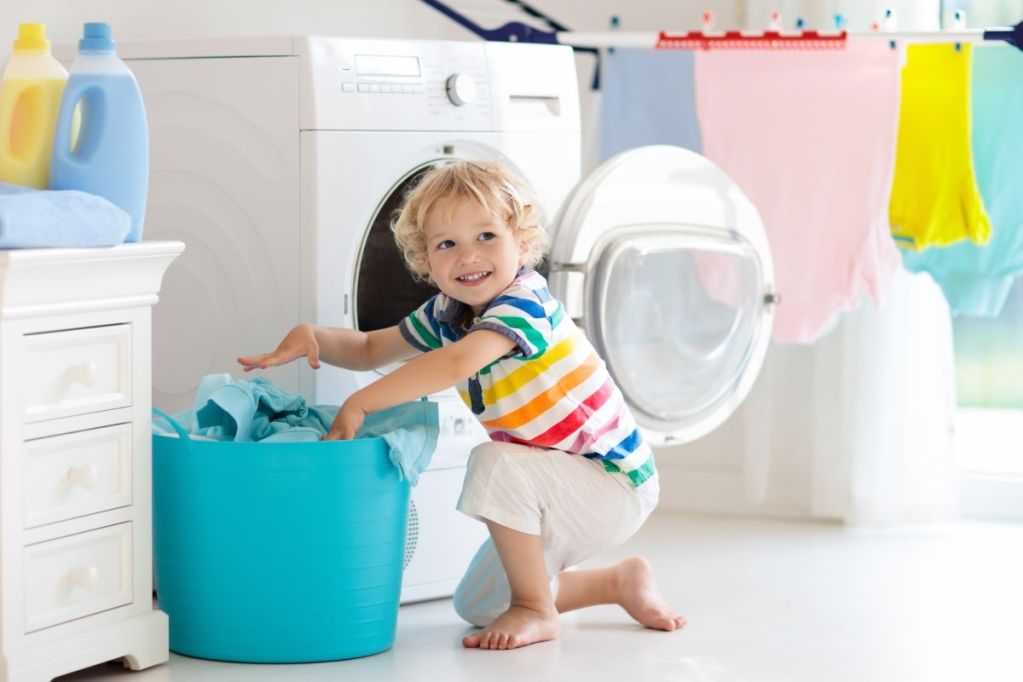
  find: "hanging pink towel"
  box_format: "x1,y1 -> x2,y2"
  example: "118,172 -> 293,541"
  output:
694,43 -> 902,344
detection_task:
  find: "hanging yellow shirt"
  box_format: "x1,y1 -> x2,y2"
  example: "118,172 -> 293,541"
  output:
889,43 -> 990,250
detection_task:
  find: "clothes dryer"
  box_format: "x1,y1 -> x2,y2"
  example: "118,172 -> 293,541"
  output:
122,36 -> 775,604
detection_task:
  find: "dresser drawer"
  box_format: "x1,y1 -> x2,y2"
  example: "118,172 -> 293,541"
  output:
23,324 -> 132,423
24,523 -> 133,633
24,423 -> 133,529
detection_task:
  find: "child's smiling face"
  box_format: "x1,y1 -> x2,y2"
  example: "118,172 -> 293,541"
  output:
422,198 -> 525,315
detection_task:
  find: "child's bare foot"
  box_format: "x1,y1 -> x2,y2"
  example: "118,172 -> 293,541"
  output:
614,556 -> 686,631
462,601 -> 561,650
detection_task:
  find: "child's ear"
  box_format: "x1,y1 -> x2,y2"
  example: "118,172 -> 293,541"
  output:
516,238 -> 530,267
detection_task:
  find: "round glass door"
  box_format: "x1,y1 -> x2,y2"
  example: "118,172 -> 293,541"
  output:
587,227 -> 771,444
354,164 -> 440,334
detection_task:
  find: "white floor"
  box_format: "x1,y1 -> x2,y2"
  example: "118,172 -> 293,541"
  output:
58,511 -> 1023,682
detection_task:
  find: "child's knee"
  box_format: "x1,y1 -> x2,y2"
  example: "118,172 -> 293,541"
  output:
452,581 -> 496,628
452,540 -> 509,627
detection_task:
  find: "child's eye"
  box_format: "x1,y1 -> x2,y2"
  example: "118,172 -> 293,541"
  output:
437,239 -> 455,250
478,232 -> 495,242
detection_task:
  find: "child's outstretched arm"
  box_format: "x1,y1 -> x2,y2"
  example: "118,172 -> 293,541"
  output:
237,324 -> 418,372
324,329 -> 517,440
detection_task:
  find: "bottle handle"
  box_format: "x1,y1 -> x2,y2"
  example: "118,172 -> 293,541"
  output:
52,79 -> 92,169
0,85 -> 35,170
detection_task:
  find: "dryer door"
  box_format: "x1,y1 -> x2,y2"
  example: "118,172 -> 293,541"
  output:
547,146 -> 777,446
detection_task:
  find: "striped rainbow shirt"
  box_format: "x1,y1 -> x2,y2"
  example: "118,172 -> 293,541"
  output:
398,269 -> 656,487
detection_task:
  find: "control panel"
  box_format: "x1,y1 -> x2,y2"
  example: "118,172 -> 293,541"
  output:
301,37 -> 493,131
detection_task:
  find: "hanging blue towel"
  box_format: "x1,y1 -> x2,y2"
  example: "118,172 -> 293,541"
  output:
0,182 -> 130,248
153,374 -> 440,485
902,46 -> 1023,316
598,49 -> 703,161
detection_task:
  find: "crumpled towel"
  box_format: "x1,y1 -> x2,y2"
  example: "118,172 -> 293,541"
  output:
0,181 -> 130,248
153,374 -> 440,485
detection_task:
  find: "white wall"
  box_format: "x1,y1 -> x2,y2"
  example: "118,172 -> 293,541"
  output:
0,0 -> 743,174
0,0 -> 742,54
743,0 -> 942,29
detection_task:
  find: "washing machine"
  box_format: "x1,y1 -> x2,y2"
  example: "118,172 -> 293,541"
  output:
121,36 -> 775,603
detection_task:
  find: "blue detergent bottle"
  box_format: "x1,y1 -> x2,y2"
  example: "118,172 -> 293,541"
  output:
50,23 -> 148,242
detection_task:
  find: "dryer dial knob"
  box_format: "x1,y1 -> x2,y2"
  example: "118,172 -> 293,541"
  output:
445,73 -> 477,106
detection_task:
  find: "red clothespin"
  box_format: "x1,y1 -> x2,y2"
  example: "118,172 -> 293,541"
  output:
702,10 -> 715,32
767,11 -> 783,32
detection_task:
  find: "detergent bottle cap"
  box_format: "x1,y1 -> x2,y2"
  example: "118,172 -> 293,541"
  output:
79,22 -> 115,53
13,23 -> 50,52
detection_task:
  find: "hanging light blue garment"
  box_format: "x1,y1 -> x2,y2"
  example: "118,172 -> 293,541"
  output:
598,49 -> 703,161
153,374 -> 439,484
902,46 -> 1023,316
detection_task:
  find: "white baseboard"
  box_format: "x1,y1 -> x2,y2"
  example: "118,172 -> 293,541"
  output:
959,472 -> 1023,521
656,467 -> 814,520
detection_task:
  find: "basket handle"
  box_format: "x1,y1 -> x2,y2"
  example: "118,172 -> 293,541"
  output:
153,408 -> 192,441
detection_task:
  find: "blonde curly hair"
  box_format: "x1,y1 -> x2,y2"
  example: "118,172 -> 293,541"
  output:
392,160 -> 549,282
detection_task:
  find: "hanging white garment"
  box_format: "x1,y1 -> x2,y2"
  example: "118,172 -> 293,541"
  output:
658,268 -> 959,526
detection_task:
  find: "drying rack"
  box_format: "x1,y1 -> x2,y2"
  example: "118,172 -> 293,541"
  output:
421,0 -> 1023,87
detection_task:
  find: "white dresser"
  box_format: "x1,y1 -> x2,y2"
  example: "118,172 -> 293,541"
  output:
0,242 -> 183,682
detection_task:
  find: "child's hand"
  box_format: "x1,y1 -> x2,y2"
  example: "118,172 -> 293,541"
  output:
323,400 -> 366,441
237,324 -> 321,372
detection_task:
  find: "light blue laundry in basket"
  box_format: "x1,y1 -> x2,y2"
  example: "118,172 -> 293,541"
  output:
598,49 -> 703,161
154,374 -> 439,484
0,181 -> 130,248
901,46 -> 1023,316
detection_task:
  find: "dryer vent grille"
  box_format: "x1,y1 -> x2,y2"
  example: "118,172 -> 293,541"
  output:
404,499 -> 419,570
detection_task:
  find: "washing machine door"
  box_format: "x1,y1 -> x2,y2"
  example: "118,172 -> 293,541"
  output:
547,146 -> 777,446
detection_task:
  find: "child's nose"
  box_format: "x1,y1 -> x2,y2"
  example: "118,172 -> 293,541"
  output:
455,244 -> 480,263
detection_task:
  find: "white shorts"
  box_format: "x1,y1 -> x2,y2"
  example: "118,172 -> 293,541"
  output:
453,441 -> 659,627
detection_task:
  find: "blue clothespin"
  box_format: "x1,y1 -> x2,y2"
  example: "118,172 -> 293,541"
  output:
608,15 -> 619,55
883,8 -> 898,50
833,14 -> 846,30
952,9 -> 965,52
796,17 -> 805,30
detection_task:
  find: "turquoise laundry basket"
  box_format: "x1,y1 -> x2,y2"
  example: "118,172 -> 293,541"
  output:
152,411 -> 410,663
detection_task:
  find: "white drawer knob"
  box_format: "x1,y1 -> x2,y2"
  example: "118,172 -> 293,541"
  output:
75,362 -> 99,386
67,463 -> 99,489
72,565 -> 100,591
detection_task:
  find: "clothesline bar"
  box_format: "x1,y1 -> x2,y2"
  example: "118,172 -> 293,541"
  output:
556,26 -> 1020,51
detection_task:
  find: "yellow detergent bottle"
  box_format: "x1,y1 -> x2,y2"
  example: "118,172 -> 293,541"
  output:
0,23 -> 71,188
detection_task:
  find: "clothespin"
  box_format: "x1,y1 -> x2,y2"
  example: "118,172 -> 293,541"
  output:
701,10 -> 716,34
796,17 -> 806,30
883,8 -> 898,50
833,14 -> 846,30
608,15 -> 619,54
767,11 -> 782,32
952,9 -> 966,51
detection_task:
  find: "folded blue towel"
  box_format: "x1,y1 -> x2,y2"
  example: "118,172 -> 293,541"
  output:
154,374 -> 440,485
0,182 -> 130,248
